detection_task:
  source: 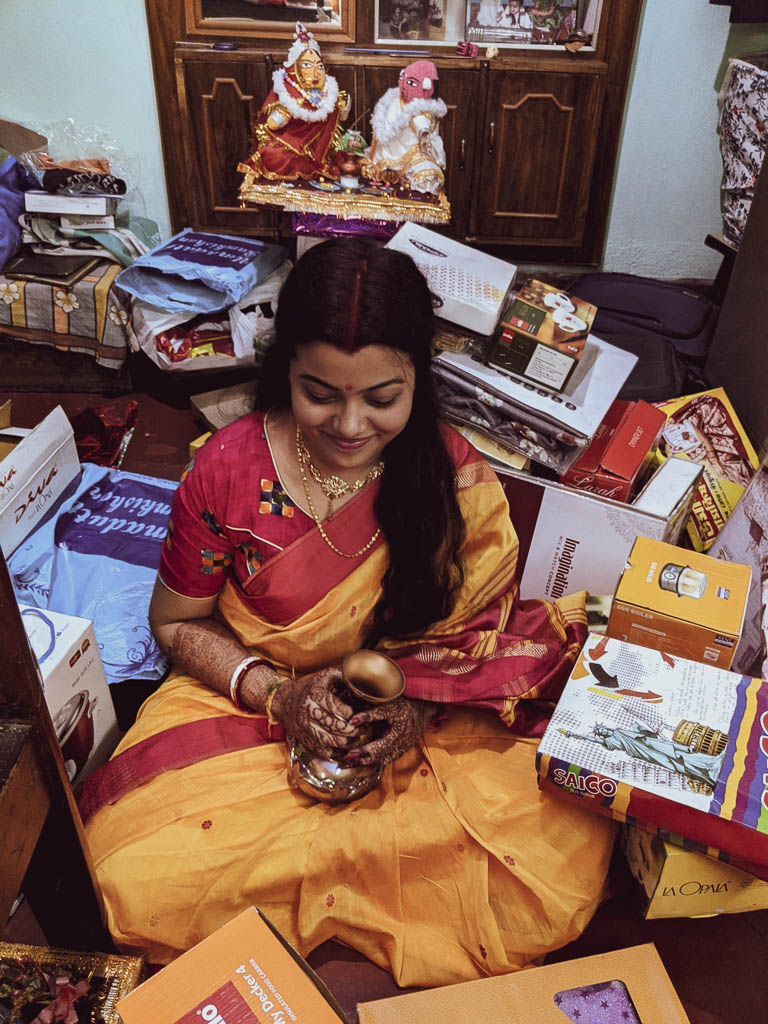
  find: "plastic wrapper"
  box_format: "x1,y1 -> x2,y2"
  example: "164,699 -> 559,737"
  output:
9,463 -> 177,685
68,401 -> 138,468
17,118 -> 156,234
126,259 -> 291,372
115,230 -> 287,315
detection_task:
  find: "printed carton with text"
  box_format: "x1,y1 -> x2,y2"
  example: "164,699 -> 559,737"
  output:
357,944 -> 689,1023
621,824 -> 768,919
607,536 -> 751,669
654,387 -> 759,550
560,399 -> 666,502
0,402 -> 80,557
537,634 -> 768,883
487,278 -> 597,393
117,906 -> 347,1023
20,604 -> 119,784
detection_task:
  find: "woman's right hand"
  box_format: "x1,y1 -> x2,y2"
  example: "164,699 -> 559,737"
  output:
270,667 -> 359,758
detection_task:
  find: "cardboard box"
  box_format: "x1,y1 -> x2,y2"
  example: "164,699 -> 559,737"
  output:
117,906 -> 347,1023
386,222 -> 516,335
487,278 -> 596,392
560,399 -> 666,501
357,944 -> 689,1023
497,462 -> 699,601
607,536 -> 751,669
0,117 -> 47,158
20,604 -> 119,784
0,404 -> 80,558
621,824 -> 768,919
654,387 -> 760,550
191,382 -> 255,432
189,431 -> 212,459
537,634 -> 768,883
709,459 -> 768,674
433,333 -> 638,474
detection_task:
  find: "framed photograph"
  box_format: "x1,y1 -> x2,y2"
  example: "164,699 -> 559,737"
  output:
375,1 -> 466,45
186,1 -> 354,42
0,942 -> 143,1024
466,1 -> 581,47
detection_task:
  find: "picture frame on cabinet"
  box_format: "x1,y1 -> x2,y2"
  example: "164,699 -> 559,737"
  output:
466,1 -> 580,47
375,0 -> 464,44
189,0 -> 352,40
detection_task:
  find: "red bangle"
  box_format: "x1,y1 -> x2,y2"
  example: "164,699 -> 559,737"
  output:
229,657 -> 272,711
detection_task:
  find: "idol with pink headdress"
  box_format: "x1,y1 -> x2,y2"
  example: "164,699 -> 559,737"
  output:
368,61 -> 447,195
243,22 -> 350,181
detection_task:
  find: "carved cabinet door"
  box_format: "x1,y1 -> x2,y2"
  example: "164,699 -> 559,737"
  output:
172,50 -> 279,234
472,67 -> 606,247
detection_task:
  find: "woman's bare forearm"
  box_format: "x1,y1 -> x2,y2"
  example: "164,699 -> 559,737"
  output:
156,616 -> 277,713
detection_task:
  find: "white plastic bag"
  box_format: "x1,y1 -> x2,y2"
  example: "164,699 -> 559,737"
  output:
126,259 -> 291,372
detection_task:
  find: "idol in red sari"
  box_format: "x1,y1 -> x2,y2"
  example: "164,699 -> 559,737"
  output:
243,21 -> 349,181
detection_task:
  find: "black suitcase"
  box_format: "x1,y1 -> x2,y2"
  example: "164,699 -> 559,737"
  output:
570,272 -> 718,403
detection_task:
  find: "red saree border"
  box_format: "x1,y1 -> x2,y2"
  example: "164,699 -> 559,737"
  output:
236,480 -> 385,625
77,716 -> 285,826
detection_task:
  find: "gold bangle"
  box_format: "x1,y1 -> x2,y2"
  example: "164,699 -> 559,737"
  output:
264,678 -> 283,727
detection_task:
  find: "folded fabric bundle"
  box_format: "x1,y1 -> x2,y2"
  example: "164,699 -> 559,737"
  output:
432,360 -> 585,472
19,211 -> 157,266
41,168 -> 127,195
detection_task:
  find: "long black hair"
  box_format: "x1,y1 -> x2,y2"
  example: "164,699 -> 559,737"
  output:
256,237 -> 465,645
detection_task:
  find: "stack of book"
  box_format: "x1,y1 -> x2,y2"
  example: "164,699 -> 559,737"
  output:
12,191 -> 151,274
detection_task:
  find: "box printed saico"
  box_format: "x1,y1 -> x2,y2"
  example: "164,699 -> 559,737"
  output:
537,634 -> 768,879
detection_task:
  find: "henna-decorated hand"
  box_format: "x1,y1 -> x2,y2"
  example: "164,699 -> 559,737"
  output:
271,667 -> 358,759
340,698 -> 437,770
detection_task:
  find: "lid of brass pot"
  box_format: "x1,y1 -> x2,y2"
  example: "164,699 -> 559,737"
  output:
342,650 -> 405,703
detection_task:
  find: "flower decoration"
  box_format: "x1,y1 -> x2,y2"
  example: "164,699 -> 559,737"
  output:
0,956 -> 108,1023
54,291 -> 80,314
0,281 -> 20,305
108,305 -> 128,326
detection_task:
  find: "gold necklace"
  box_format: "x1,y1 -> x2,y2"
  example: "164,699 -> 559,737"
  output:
296,425 -> 384,519
295,426 -> 382,559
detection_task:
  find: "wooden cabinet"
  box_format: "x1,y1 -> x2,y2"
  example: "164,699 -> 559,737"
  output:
146,1 -> 643,264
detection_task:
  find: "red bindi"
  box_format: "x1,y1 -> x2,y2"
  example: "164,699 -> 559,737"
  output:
344,384 -> 353,391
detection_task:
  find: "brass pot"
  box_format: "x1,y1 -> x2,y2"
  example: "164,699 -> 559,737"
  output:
286,651 -> 405,804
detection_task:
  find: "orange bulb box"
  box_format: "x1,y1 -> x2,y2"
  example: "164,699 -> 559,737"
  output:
357,944 -> 689,1023
607,536 -> 751,669
116,906 -> 347,1023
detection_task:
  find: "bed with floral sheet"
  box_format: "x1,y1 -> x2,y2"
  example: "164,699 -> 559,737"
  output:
0,260 -> 131,369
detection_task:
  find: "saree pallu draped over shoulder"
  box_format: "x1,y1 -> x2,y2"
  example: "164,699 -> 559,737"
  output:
81,430 -> 616,984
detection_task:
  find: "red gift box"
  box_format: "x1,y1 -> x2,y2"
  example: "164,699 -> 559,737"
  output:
560,399 -> 666,502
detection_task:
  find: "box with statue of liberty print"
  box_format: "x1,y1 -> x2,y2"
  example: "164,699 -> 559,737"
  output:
536,634 -> 768,881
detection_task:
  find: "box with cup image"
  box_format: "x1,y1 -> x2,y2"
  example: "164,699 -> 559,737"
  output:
606,537 -> 751,669
20,604 -> 119,784
486,278 -> 597,393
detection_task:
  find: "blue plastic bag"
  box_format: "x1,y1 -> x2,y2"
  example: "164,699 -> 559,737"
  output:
9,463 -> 177,685
0,154 -> 36,271
115,228 -> 287,314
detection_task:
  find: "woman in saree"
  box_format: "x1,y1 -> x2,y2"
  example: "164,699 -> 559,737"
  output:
81,239 -> 616,985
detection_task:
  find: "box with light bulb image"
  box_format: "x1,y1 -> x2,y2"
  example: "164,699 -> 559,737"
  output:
536,633 -> 768,883
606,536 -> 751,669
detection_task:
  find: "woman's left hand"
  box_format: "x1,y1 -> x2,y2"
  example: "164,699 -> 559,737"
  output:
340,698 -> 437,769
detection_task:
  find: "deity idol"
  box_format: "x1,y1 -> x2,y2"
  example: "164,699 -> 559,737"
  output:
243,22 -> 350,181
368,61 -> 447,195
